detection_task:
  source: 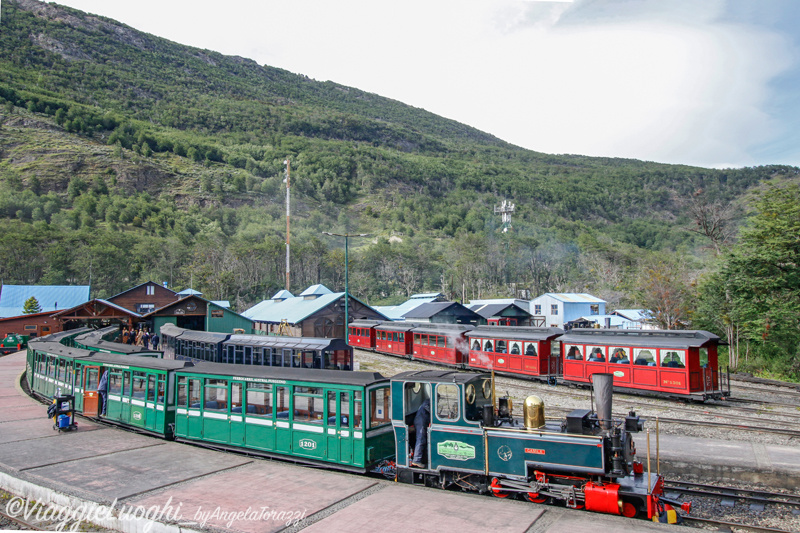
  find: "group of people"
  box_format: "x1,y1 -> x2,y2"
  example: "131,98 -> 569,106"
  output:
119,326 -> 160,350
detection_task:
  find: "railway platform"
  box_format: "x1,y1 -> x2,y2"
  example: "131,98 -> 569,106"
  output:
0,350 -> 763,533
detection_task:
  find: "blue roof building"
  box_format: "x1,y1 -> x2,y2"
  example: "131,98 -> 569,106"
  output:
243,285 -> 386,338
0,285 -> 90,318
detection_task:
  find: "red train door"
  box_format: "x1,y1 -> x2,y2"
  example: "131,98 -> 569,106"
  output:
83,366 -> 101,417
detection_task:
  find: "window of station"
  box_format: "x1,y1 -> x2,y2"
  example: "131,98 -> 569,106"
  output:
699,348 -> 709,368
294,386 -> 323,424
609,347 -> 630,364
565,345 -> 584,360
246,383 -> 272,416
550,304 -> 558,315
534,305 -> 542,315
633,349 -> 656,366
587,346 -> 606,362
496,340 -> 507,354
509,341 -> 522,355
271,349 -> 282,367
436,384 -> 459,420
204,379 -> 228,412
369,387 -> 391,428
243,346 -> 253,365
524,342 -> 538,356
482,339 -> 494,352
590,304 -> 599,315
661,350 -> 686,368
132,372 -> 147,399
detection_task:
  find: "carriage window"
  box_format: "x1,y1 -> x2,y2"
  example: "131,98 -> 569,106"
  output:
483,339 -> 493,352
231,383 -> 243,412
147,374 -> 156,402
565,345 -> 584,360
399,332 -> 405,342
369,387 -> 391,428
246,383 -> 272,416
294,387 -> 324,424
57,359 -> 66,381
85,368 -> 98,390
123,371 -> 131,396
392,332 -> 398,342
496,340 -> 507,354
327,391 -> 338,425
436,384 -> 459,420
276,386 -> 291,418
699,348 -> 709,368
587,346 -> 605,362
341,392 -> 351,427
204,379 -> 228,412
510,341 -> 521,355
524,342 -> 538,357
109,372 -> 122,394
471,339 -> 481,351
610,347 -> 630,364
177,376 -> 187,406
661,350 -> 686,368
132,372 -> 146,399
354,391 -> 363,429
634,349 -> 656,366
157,376 -> 166,403
189,379 -> 201,408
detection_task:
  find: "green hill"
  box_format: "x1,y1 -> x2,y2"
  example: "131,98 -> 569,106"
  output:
0,0 -> 798,319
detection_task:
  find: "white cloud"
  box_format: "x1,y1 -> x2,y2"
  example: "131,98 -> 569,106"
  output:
50,0 -> 800,167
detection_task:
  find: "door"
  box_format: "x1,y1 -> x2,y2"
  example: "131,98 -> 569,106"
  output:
230,382 -> 246,447
275,386 -> 292,453
325,390 -> 340,462
339,391 -> 353,465
83,366 -> 101,417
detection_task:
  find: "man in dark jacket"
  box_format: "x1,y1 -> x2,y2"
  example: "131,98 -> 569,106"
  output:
97,370 -> 108,416
412,398 -> 431,468
151,333 -> 160,350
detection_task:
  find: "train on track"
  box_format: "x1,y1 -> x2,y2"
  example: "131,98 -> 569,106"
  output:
23,329 -> 688,522
349,321 -> 730,401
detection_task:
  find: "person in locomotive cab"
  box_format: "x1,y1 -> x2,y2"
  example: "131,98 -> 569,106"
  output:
97,370 -> 109,416
411,398 -> 431,468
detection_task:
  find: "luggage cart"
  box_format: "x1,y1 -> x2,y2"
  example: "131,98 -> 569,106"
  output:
49,394 -> 77,432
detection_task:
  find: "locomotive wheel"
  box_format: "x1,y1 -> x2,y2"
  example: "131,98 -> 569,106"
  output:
489,478 -> 510,498
621,501 -> 639,518
524,492 -> 550,504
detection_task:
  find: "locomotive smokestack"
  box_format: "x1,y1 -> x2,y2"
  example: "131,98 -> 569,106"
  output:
592,373 -> 614,430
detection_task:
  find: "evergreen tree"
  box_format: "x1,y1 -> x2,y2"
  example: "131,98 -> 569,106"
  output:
23,296 -> 42,314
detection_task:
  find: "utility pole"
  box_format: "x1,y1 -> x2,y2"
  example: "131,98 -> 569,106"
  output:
494,199 -> 515,233
322,232 -> 369,339
284,159 -> 291,290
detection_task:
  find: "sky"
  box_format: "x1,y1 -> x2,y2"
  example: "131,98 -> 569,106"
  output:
44,0 -> 800,169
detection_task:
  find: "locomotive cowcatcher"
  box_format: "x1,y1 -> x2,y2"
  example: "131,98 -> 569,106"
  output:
392,370 -> 684,519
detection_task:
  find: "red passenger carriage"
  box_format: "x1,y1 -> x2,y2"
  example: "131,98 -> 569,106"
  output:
348,319 -> 381,350
374,322 -> 417,357
559,329 -> 728,400
410,324 -> 473,367
465,326 -> 563,377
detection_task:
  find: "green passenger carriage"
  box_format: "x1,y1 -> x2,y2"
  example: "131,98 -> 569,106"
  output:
172,363 -> 394,472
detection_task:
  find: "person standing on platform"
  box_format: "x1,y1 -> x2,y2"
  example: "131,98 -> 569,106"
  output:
151,332 -> 160,350
411,398 -> 431,468
97,370 -> 108,416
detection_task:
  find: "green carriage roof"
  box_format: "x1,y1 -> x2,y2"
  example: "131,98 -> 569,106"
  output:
183,362 -> 387,386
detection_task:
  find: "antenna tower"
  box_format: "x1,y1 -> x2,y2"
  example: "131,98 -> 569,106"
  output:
494,199 -> 515,233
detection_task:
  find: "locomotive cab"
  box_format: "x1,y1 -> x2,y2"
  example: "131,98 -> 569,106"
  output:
391,370 -> 683,521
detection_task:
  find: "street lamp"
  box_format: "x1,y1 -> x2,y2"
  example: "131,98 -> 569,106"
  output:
322,232 -> 369,339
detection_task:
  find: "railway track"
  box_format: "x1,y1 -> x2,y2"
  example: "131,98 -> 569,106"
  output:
665,480 -> 800,533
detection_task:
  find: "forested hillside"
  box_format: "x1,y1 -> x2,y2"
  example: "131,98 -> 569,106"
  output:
1,0 -> 798,378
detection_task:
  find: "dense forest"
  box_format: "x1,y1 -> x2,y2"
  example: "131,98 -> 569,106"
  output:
0,0 -> 798,379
